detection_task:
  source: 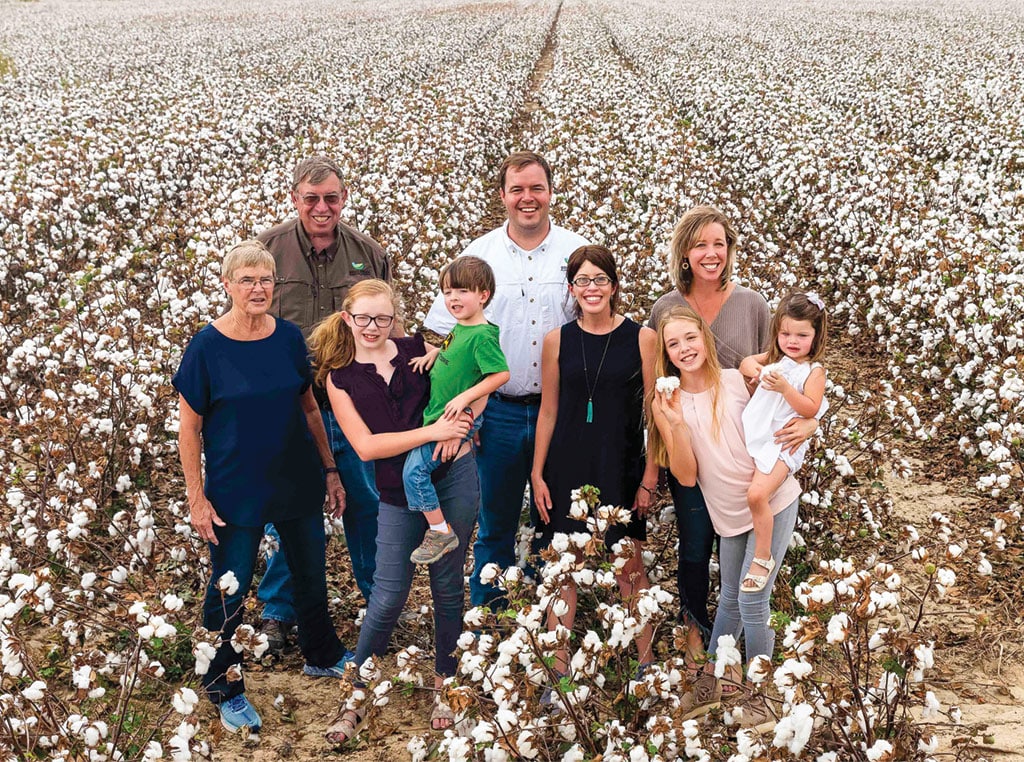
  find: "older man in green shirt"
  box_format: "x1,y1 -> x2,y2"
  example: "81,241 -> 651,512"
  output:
255,156 -> 391,656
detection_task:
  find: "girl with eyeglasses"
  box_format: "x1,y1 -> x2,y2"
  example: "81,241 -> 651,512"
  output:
308,279 -> 479,743
530,245 -> 660,688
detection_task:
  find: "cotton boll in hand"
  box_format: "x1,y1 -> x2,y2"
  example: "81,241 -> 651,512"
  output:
655,376 -> 679,394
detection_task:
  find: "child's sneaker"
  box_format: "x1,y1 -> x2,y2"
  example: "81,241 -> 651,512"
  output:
410,529 -> 459,564
219,693 -> 262,734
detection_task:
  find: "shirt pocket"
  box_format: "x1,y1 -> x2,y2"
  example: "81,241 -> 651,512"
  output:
274,278 -> 314,328
328,271 -> 372,312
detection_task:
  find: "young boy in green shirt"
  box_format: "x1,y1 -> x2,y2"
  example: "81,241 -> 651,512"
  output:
406,256 -> 510,564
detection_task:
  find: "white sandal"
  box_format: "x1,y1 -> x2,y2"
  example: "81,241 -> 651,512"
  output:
740,556 -> 776,593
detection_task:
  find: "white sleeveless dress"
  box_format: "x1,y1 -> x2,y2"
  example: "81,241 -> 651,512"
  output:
741,357 -> 824,474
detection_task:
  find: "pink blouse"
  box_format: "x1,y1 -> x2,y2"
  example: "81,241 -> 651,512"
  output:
680,369 -> 801,537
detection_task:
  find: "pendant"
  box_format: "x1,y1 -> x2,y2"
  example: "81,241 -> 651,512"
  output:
586,398 -> 594,424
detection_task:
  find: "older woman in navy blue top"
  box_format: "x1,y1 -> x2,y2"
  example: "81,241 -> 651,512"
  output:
307,279 -> 476,745
173,240 -> 353,737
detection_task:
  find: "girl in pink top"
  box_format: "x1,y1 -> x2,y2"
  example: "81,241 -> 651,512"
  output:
649,306 -> 801,729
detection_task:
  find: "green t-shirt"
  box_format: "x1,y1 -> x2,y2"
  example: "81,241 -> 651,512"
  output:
423,322 -> 509,425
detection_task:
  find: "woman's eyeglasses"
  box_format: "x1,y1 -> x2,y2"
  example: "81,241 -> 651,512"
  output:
571,275 -> 612,287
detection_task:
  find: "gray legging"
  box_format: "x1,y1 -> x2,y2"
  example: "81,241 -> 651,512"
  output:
708,498 -> 799,664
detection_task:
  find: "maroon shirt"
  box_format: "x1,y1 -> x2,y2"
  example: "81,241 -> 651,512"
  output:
330,335 -> 428,507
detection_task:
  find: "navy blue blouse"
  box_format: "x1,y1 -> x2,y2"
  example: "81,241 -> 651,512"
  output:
173,318 -> 325,526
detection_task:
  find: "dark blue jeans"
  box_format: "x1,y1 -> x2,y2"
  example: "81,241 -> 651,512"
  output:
469,396 -> 539,608
202,511 -> 344,704
670,474 -> 716,639
258,409 -> 379,617
355,453 -> 479,677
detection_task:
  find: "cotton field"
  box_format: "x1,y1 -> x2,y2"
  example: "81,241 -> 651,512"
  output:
0,0 -> 1021,759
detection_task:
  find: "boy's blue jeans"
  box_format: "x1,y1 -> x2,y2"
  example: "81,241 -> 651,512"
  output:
402,415 -> 482,513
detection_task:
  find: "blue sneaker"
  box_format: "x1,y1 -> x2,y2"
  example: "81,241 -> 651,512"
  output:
219,694 -> 262,734
303,650 -> 356,678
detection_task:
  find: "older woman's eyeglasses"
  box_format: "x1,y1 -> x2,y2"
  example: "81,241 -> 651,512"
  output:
234,276 -> 275,290
351,314 -> 395,328
571,275 -> 612,287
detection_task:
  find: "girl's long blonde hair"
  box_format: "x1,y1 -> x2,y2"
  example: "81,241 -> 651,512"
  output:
308,279 -> 397,387
646,307 -> 724,467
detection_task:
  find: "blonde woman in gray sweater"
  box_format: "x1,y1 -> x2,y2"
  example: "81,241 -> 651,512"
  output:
648,206 -> 818,683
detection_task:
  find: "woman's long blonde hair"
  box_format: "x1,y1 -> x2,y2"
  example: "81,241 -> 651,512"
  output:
308,279 -> 397,387
646,307 -> 723,467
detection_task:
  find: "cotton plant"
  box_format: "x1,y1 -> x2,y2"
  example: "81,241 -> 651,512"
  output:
1,0 -> 1021,757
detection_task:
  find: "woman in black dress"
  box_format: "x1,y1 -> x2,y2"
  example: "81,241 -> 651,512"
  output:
531,245 -> 659,678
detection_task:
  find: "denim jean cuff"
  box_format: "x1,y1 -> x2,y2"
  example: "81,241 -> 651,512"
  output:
407,502 -> 440,513
679,607 -> 712,641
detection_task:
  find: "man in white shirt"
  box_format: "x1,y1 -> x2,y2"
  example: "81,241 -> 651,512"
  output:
423,151 -> 590,608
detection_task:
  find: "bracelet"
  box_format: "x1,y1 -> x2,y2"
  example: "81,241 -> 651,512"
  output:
639,484 -> 656,495
324,467 -> 339,475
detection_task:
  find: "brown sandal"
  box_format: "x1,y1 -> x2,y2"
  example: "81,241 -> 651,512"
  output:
325,707 -> 367,746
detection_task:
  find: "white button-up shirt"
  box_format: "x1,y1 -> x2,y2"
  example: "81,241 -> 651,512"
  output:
423,222 -> 590,395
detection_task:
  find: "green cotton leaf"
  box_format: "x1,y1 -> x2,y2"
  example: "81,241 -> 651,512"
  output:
882,657 -> 907,678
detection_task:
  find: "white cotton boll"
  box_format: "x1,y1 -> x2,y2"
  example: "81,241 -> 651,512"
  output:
80,572 -> 97,589
472,721 -> 496,744
551,533 -> 570,553
464,607 -> 487,628
747,655 -> 771,684
550,598 -> 570,618
22,680 -> 46,701
216,571 -> 239,596
918,734 -> 938,753
736,729 -> 764,757
569,499 -> 589,520
483,747 -> 509,762
713,635 -> 742,677
479,563 -> 501,585
561,744 -> 586,762
72,664 -> 93,690
457,631 -> 476,651
161,594 -> 184,612
172,687 -> 199,715
142,741 -> 163,760
771,702 -> 814,754
816,753 -> 838,762
977,555 -> 993,575
865,739 -> 893,761
921,691 -> 941,720
655,376 -> 679,394
827,613 -> 850,643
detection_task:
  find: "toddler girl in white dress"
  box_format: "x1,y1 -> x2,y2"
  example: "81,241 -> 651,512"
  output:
739,291 -> 828,592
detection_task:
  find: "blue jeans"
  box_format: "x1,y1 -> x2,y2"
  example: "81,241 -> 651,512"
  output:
709,498 -> 799,664
469,396 -> 539,608
258,409 -> 379,616
202,511 -> 344,704
669,475 -> 716,639
355,453 -> 479,676
403,416 -> 482,512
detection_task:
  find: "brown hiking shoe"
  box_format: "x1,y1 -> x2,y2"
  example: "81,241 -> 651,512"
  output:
410,529 -> 459,564
259,618 -> 291,657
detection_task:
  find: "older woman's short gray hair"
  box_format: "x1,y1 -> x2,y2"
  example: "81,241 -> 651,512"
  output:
222,240 -> 276,282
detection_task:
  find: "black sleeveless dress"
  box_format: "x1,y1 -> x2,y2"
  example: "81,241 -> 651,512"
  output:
540,317 -> 646,548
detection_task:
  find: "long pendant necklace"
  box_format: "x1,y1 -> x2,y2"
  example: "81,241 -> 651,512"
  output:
580,324 -> 613,424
